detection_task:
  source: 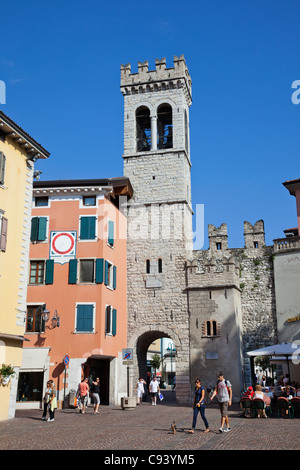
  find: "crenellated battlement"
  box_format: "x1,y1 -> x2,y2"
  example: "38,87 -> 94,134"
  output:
186,220 -> 268,289
207,220 -> 266,252
120,55 -> 192,105
186,253 -> 240,289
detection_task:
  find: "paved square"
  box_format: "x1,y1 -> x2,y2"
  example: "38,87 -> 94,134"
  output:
0,396 -> 299,451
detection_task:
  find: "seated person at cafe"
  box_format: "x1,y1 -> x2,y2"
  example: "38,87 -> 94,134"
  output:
240,386 -> 254,417
281,385 -> 295,398
253,385 -> 267,418
244,386 -> 254,398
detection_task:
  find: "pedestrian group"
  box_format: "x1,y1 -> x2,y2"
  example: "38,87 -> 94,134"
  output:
42,370 -> 235,436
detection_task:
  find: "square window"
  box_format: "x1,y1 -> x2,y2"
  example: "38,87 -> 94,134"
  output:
35,196 -> 49,207
26,305 -> 45,333
79,259 -> 95,283
29,261 -> 45,284
83,196 -> 96,206
76,304 -> 94,332
80,216 -> 96,240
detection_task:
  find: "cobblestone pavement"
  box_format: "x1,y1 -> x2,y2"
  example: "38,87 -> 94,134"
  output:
0,395 -> 299,452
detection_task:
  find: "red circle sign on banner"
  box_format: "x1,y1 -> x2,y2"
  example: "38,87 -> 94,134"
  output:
51,232 -> 75,255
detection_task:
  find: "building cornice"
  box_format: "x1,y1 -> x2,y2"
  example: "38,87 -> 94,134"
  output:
0,111 -> 50,160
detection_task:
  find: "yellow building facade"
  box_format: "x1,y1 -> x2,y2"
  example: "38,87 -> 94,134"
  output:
0,112 -> 49,420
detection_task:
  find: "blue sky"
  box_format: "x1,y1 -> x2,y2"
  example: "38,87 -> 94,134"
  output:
1,0 -> 299,249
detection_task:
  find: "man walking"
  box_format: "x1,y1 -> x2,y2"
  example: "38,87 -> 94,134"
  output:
149,375 -> 160,406
210,371 -> 232,433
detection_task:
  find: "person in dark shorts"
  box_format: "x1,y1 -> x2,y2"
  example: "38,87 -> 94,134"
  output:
210,371 -> 232,433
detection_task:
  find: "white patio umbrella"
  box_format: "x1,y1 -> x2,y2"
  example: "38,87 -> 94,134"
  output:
247,342 -> 300,378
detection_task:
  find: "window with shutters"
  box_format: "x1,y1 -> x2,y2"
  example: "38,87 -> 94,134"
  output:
79,259 -> 95,283
202,320 -> 220,337
79,215 -> 97,240
30,216 -> 48,242
104,260 -> 115,289
107,220 -> 114,247
69,258 -> 116,288
76,303 -> 95,333
0,152 -> 6,185
26,305 -> 46,333
29,259 -> 54,284
0,214 -> 8,252
105,305 -> 117,336
29,261 -> 45,284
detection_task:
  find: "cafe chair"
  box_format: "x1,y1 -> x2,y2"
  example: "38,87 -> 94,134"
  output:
252,398 -> 266,418
240,397 -> 253,418
277,397 -> 292,419
290,397 -> 300,419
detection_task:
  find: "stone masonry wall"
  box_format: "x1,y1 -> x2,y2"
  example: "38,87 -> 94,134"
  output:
188,221 -> 277,390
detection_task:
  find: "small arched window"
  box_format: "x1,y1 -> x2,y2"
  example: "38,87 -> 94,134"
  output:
146,259 -> 151,274
202,320 -> 220,337
157,104 -> 172,149
136,106 -> 151,152
158,258 -> 163,273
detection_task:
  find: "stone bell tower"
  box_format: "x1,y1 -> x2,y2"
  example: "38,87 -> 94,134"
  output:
120,55 -> 193,404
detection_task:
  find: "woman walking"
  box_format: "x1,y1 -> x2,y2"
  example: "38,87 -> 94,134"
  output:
188,379 -> 210,434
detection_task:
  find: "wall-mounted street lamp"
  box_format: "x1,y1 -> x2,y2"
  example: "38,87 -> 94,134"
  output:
40,305 -> 60,331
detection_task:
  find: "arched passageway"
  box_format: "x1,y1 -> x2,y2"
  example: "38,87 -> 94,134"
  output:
128,326 -> 190,404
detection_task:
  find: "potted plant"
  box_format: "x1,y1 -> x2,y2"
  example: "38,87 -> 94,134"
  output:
0,364 -> 15,385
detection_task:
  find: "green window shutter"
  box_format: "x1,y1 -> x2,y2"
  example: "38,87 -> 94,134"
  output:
30,217 -> 39,241
0,152 -> 6,185
80,216 -> 96,240
104,260 -> 109,285
105,305 -> 111,334
112,309 -> 117,336
95,258 -> 104,284
76,304 -> 94,332
45,259 -> 54,284
108,220 -> 114,246
113,265 -> 117,290
38,217 -> 47,241
68,259 -> 78,284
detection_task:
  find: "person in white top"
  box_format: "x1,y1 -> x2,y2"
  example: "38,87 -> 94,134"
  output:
253,385 -> 267,418
149,375 -> 160,406
136,378 -> 146,405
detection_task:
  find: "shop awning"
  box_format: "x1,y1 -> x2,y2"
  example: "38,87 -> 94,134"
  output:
20,347 -> 51,372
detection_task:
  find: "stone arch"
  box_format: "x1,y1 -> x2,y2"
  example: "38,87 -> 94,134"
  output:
154,97 -> 176,113
130,100 -> 156,117
128,324 -> 182,350
128,325 -> 183,394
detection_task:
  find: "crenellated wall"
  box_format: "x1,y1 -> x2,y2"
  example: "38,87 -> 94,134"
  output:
187,220 -> 277,394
